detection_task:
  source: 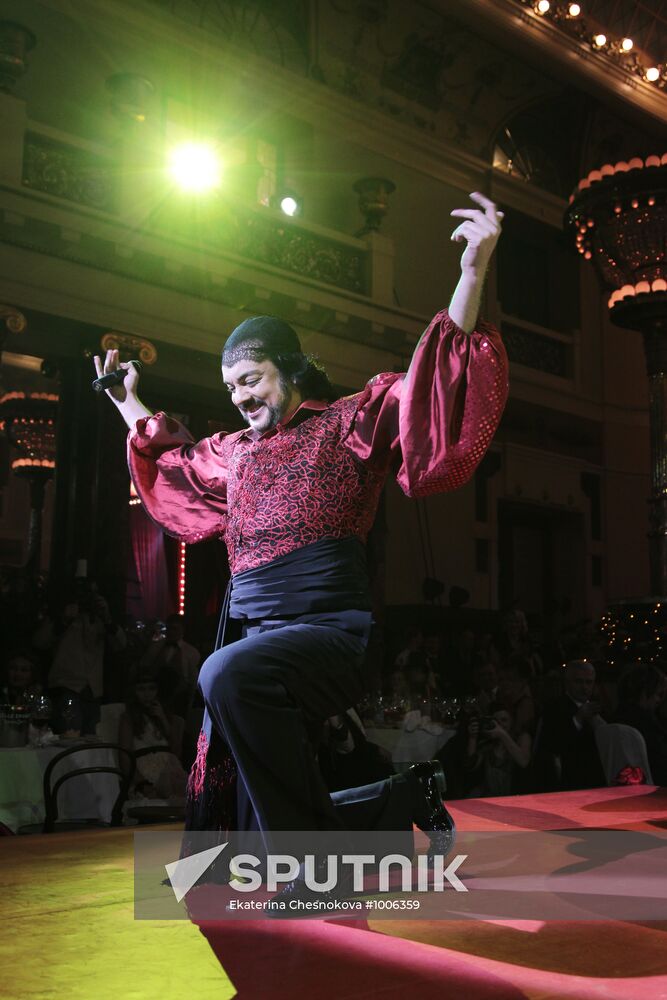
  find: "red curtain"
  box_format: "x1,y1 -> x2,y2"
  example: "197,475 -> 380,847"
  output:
128,503 -> 174,620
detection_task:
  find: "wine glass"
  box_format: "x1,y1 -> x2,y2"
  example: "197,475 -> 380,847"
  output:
61,696 -> 82,737
30,694 -> 53,731
441,698 -> 461,726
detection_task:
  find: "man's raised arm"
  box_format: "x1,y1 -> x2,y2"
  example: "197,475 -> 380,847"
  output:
93,348 -> 153,429
448,191 -> 503,334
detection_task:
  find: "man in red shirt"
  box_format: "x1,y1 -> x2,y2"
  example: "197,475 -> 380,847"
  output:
95,193 -> 507,905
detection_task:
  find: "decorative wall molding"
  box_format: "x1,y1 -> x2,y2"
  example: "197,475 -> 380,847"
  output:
100,331 -> 158,365
22,132 -> 116,214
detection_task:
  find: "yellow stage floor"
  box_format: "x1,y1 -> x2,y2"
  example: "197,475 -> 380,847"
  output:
0,825 -> 234,1000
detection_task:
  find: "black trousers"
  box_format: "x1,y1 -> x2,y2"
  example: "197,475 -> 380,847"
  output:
197,612 -> 415,853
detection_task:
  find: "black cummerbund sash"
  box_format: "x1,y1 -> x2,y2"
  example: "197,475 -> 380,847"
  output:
229,537 -> 371,620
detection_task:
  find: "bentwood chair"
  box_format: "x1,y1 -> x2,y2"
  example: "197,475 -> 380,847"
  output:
18,742 -> 136,834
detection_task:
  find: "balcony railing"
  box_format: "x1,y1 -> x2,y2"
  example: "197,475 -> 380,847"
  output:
500,313 -> 575,380
20,128 -> 368,296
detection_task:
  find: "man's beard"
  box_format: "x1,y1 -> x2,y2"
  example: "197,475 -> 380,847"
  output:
239,378 -> 293,431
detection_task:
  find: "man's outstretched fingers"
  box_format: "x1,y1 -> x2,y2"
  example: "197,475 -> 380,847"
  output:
450,208 -> 494,225
469,191 -> 500,221
451,221 -> 478,243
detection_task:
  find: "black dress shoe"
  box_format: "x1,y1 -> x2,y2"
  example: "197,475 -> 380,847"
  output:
406,760 -> 456,860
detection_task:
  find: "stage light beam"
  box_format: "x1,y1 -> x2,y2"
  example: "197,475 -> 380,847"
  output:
168,142 -> 222,193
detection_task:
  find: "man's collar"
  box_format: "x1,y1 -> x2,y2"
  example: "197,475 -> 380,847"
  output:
238,398 -> 329,441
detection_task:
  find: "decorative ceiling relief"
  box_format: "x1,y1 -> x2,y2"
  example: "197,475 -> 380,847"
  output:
148,0 -> 310,73
319,0 -> 558,154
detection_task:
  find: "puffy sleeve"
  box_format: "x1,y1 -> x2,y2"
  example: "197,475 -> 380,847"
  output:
127,412 -> 230,543
342,308 -> 508,497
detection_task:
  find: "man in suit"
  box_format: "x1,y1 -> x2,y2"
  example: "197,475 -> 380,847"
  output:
540,659 -> 606,790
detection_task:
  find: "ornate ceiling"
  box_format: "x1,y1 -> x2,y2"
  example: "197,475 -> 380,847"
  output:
583,0 -> 667,67
445,0 -> 667,132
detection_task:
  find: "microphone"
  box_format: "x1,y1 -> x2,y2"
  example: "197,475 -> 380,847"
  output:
92,359 -> 143,392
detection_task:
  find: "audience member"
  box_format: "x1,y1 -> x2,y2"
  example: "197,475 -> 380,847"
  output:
494,606 -> 530,659
393,628 -> 423,669
404,642 -> 441,704
616,664 -> 667,785
497,655 -> 537,736
118,673 -> 187,800
470,659 -> 498,716
140,613 -> 200,714
402,631 -> 444,699
493,605 -> 543,676
464,703 -> 532,797
444,628 -> 477,695
539,659 -> 606,790
0,651 -> 42,705
33,579 -> 126,735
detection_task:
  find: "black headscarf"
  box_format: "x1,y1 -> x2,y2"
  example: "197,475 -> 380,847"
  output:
222,315 -> 302,367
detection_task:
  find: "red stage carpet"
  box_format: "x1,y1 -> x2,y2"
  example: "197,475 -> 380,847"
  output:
190,785 -> 667,1000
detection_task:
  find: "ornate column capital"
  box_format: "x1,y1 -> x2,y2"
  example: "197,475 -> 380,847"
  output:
0,304 -> 27,354
99,331 -> 157,365
0,303 -> 27,334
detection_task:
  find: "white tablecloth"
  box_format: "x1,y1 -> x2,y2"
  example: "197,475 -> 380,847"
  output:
0,743 -> 121,832
365,723 -> 456,765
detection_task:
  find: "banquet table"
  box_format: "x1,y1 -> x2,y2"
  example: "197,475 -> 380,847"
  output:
0,741 -> 121,832
365,720 -> 456,765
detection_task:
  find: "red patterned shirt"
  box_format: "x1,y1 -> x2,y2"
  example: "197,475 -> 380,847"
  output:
128,309 -> 508,575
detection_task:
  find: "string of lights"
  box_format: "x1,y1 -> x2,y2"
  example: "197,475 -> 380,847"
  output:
515,1 -> 666,88
178,541 -> 187,616
599,602 -> 666,668
128,487 -> 188,614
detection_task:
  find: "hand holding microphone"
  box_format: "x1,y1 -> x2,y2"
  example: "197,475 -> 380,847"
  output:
92,349 -> 142,403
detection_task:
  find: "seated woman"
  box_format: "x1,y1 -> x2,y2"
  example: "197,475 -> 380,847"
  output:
118,673 -> 187,800
464,703 -> 532,798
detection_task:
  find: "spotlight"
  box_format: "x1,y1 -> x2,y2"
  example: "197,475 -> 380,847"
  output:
280,196 -> 299,216
646,66 -> 661,82
168,142 -> 222,193
592,33 -> 607,48
534,0 -> 550,13
621,37 -> 633,52
277,191 -> 302,217
567,3 -> 581,15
